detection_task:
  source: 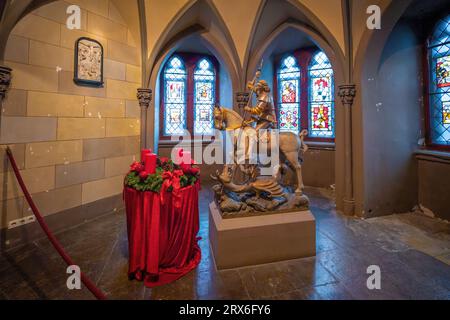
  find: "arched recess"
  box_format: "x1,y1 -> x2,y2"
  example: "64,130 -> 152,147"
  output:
247,21 -> 345,87
145,0 -> 242,90
0,0 -> 141,64
242,0 -> 347,211
353,0 -> 450,218
245,0 -> 346,85
144,0 -> 243,152
352,0 -> 413,217
0,0 -> 34,62
247,20 -> 346,209
146,26 -> 241,153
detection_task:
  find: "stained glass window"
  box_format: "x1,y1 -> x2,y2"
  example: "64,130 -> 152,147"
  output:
164,56 -> 187,135
161,54 -> 218,138
427,14 -> 450,146
278,56 -> 301,133
194,59 -> 215,135
308,51 -> 334,138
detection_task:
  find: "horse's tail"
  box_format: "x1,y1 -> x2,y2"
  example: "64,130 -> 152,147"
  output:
299,129 -> 308,153
299,129 -> 308,138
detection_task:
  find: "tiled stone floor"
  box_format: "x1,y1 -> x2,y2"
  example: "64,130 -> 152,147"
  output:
0,185 -> 449,300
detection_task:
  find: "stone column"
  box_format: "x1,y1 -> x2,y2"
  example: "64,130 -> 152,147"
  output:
338,84 -> 356,216
235,92 -> 250,109
136,88 -> 152,150
0,65 -> 12,103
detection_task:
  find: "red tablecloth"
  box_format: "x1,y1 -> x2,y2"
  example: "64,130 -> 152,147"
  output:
124,181 -> 201,288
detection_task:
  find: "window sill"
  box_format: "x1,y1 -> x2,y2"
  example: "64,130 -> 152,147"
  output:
306,141 -> 336,151
158,139 -> 335,150
158,139 -> 217,148
415,149 -> 450,164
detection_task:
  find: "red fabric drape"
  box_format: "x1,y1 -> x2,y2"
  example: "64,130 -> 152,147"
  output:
124,181 -> 201,288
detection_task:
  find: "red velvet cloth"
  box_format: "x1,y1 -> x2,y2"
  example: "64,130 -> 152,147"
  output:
124,181 -> 201,288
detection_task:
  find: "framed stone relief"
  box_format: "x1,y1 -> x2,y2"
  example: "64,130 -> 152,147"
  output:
74,37 -> 104,87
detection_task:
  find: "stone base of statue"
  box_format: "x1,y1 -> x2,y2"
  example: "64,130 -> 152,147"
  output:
209,201 -> 316,270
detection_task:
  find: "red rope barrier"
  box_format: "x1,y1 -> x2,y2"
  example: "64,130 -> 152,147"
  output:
6,147 -> 107,300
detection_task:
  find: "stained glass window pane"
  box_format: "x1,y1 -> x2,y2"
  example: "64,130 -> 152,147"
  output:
164,56 -> 187,136
194,58 -> 215,135
428,15 -> 450,146
278,56 -> 301,132
308,51 -> 334,138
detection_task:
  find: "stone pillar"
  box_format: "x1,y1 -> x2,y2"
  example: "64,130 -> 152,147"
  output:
136,88 -> 152,150
235,92 -> 250,109
338,84 -> 356,216
0,65 -> 12,103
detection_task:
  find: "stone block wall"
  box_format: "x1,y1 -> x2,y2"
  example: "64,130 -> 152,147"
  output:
0,0 -> 141,229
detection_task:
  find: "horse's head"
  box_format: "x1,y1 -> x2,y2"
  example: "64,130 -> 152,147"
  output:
213,105 -> 225,130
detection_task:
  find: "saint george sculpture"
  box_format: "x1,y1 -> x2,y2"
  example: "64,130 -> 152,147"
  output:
211,65 -> 310,218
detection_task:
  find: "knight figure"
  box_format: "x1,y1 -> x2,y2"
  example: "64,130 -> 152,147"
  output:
244,80 -> 277,131
211,62 -> 310,217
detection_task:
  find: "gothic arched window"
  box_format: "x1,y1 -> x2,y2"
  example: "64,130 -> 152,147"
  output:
277,55 -> 301,132
163,56 -> 187,136
275,50 -> 335,141
426,14 -> 450,148
194,58 -> 216,135
161,54 -> 218,138
308,52 -> 334,138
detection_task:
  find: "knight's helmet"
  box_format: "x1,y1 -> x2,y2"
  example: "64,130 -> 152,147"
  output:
255,80 -> 271,93
247,79 -> 270,93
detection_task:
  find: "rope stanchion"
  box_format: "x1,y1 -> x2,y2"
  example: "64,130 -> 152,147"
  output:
6,147 -> 107,300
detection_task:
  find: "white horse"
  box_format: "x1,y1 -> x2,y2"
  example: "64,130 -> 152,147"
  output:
213,106 -> 308,193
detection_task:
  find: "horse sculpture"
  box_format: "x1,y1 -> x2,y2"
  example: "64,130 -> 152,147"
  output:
213,105 -> 308,194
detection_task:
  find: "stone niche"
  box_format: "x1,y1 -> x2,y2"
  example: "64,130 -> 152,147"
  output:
209,201 -> 316,270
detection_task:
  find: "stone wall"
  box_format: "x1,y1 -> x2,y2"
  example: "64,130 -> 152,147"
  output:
0,0 -> 141,229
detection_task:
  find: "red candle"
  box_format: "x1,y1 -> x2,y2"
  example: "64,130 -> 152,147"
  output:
144,152 -> 157,174
141,149 -> 151,162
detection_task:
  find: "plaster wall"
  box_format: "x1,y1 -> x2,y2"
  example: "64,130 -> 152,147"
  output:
360,20 -> 421,217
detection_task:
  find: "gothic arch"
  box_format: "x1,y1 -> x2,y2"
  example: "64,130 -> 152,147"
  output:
0,0 -> 35,61
246,21 -> 345,86
245,19 -> 346,210
353,0 -> 412,84
352,0 -> 414,216
0,0 -> 141,62
352,0 -> 450,217
245,0 -> 346,85
146,25 -> 241,151
145,0 -> 242,89
241,0 -> 268,85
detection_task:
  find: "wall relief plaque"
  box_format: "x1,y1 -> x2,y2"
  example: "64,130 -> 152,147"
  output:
74,37 -> 104,87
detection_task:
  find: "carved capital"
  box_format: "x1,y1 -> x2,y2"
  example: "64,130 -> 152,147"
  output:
137,88 -> 152,109
0,66 -> 12,100
338,84 -> 356,107
235,92 -> 250,109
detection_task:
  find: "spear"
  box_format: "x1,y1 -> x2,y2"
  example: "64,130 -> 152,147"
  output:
234,60 -> 263,182
241,59 -> 264,127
